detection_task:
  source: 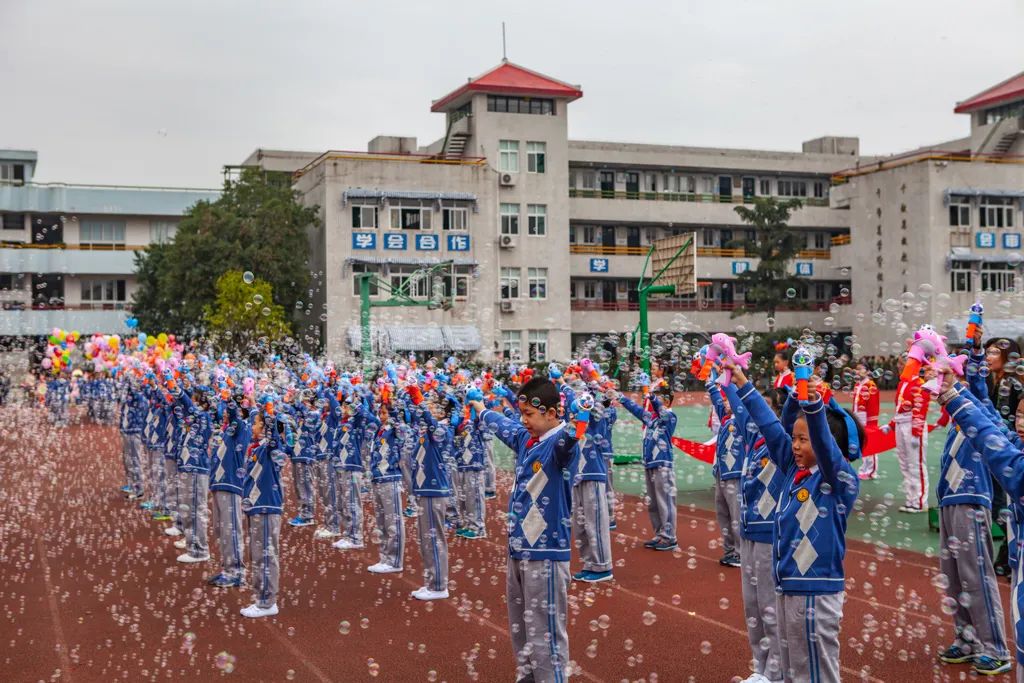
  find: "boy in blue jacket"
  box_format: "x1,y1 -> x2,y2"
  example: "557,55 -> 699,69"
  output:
118,382 -> 148,500
618,380 -> 679,550
367,401 -> 406,573
469,377 -> 584,683
724,358 -> 861,683
172,388 -> 213,564
332,394 -> 375,550
453,396 -> 488,540
288,392 -> 319,527
709,382 -> 744,567
207,393 -> 249,588
571,394 -> 614,583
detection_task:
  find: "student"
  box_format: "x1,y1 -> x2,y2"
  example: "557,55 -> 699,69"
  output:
367,401 -> 405,573
709,382 -> 743,567
772,351 -> 794,395
592,393 -> 618,528
405,385 -> 454,601
333,393 -> 375,550
889,361 -> 932,512
240,406 -> 289,618
313,382 -> 342,540
288,391 -> 319,527
144,385 -> 173,522
207,392 -> 249,588
724,358 -> 861,683
118,381 -> 148,500
616,380 -> 678,550
469,377 -> 583,683
453,397 -> 487,540
852,362 -> 881,480
571,392 -> 614,583
172,387 -> 213,564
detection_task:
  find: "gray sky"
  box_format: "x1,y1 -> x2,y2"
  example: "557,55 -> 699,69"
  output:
2,0 -> 1021,189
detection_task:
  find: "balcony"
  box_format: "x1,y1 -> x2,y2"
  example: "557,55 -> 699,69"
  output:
570,244 -> 647,256
568,188 -> 830,207
570,244 -> 835,260
0,243 -> 141,274
570,295 -> 851,313
0,306 -> 132,336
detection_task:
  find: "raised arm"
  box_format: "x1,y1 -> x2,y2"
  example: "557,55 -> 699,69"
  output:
480,408 -> 529,453
943,387 -> 1024,498
618,395 -> 650,426
802,396 -> 846,488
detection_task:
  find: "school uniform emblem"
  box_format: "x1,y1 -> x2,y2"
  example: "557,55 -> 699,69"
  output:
532,461 -> 542,473
796,488 -> 810,503
760,457 -> 769,468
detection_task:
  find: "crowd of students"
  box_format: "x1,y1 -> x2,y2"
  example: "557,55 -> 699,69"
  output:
29,321 -> 1024,682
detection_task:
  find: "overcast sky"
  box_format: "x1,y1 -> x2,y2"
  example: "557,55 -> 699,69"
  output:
2,0 -> 1021,188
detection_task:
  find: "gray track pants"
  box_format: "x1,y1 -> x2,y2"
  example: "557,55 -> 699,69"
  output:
148,447 -> 166,509
178,471 -> 210,558
644,466 -> 677,542
740,538 -> 782,680
211,490 -> 245,580
248,513 -> 281,609
165,458 -> 180,527
315,460 -> 339,532
337,470 -> 364,544
456,469 -> 486,535
940,505 -> 1009,659
507,558 -> 570,683
291,460 -> 315,520
715,475 -> 741,556
415,496 -> 448,592
122,434 -> 145,495
483,440 -> 497,493
604,455 -> 616,521
572,480 -> 612,572
777,592 -> 843,683
371,480 -> 405,568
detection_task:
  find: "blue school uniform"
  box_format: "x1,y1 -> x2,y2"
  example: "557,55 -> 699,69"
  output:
407,405 -> 453,497
210,403 -> 251,496
619,394 -> 677,469
709,386 -> 744,481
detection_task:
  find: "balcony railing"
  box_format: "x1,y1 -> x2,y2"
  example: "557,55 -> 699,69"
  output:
571,295 -> 851,313
0,241 -> 148,251
568,187 -> 830,207
830,234 -> 851,246
570,244 -> 647,256
696,247 -> 750,258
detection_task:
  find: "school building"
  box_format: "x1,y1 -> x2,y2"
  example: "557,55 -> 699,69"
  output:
0,150 -> 219,339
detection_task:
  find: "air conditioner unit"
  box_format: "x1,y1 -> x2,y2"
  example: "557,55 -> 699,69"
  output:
499,173 -> 516,187
499,234 -> 517,249
500,300 -> 516,313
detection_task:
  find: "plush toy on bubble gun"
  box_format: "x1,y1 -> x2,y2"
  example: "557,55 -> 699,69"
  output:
466,386 -> 484,420
571,393 -> 595,439
922,352 -> 969,394
900,325 -> 948,382
791,346 -> 815,401
579,358 -> 601,383
965,302 -> 984,350
704,333 -> 751,387
692,345 -> 717,382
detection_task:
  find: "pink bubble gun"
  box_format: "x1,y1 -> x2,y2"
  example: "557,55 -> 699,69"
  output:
901,325 -> 947,382
579,358 -> 601,382
706,333 -> 752,387
923,353 -> 969,394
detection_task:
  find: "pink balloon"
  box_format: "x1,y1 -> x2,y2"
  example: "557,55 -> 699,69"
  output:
41,358 -> 52,369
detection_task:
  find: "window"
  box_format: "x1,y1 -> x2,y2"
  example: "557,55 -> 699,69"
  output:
487,95 -> 555,115
351,263 -> 380,296
3,213 -> 24,231
528,330 -> 548,363
80,279 -> 127,307
778,180 -> 807,197
500,203 -> 519,235
685,176 -> 696,193
645,173 -> 657,192
80,219 -> 125,245
759,179 -> 772,196
527,204 -> 547,236
701,176 -> 715,193
579,172 -> 595,190
0,163 -> 25,183
701,228 -> 716,247
583,281 -> 597,299
526,142 -> 546,174
980,196 -> 1015,229
807,232 -> 825,249
442,207 -> 468,231
949,195 -> 971,228
528,268 -> 548,299
389,206 -> 431,231
813,182 -> 826,199
149,220 -> 178,244
499,140 -> 519,172
500,267 -> 520,299
389,266 -> 429,299
352,205 -> 378,229
981,262 -> 1017,292
950,260 -> 973,293
984,102 -> 1024,125
501,330 -> 522,360
442,265 -> 471,300
814,283 -> 826,300
0,273 -> 24,290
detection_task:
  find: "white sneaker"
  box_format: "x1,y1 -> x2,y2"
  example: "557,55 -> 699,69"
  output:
164,526 -> 182,537
176,553 -> 210,563
739,674 -> 769,683
314,528 -> 340,539
332,539 -> 365,550
368,563 -> 403,574
411,587 -> 449,601
240,603 -> 279,618
173,539 -> 187,549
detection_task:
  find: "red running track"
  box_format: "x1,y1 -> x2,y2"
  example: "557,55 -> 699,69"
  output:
0,408 -> 1012,681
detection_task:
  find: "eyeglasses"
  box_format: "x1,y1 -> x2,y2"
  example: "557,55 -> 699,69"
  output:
517,395 -> 549,413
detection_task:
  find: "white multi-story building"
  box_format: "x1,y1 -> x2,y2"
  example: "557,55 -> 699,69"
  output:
0,150 -> 219,339
247,60 -> 867,363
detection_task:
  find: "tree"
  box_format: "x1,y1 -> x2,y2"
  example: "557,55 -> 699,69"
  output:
204,270 -> 291,357
728,197 -> 808,331
131,168 -> 318,336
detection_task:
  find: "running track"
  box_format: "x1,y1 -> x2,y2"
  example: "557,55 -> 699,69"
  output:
0,409 -> 1012,681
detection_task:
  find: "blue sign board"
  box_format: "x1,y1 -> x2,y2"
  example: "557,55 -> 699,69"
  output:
1003,233 -> 1021,249
976,232 -> 996,249
352,232 -> 376,250
731,261 -> 750,275
795,262 -> 813,276
447,234 -> 470,251
590,258 -> 609,273
383,233 -> 407,250
416,234 -> 439,251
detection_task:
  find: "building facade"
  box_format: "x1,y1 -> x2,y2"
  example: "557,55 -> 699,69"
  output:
0,150 -> 219,338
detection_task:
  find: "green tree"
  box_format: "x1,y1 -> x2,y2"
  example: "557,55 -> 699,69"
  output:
204,270 -> 291,356
131,168 -> 318,336
727,197 -> 808,331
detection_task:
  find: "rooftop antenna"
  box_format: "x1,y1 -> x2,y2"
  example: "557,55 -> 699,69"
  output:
502,22 -> 508,62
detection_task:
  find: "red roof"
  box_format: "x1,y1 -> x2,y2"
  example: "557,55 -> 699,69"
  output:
431,61 -> 583,112
954,71 -> 1024,114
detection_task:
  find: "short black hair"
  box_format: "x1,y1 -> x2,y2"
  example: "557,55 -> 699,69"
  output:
519,377 -> 560,411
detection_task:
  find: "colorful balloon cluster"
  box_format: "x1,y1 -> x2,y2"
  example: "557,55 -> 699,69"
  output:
83,333 -> 125,373
42,328 -> 80,374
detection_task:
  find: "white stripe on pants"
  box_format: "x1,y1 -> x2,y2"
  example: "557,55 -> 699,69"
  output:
483,440 -> 497,493
149,447 -> 166,509
338,470 -> 364,544
371,480 -> 405,568
291,460 -> 315,520
604,455 -> 616,522
315,460 -> 339,532
211,490 -> 245,580
415,496 -> 448,592
456,469 -> 486,535
895,420 -> 928,509
714,475 -> 741,556
248,513 -> 281,609
739,537 -> 782,679
644,466 -> 677,542
178,471 -> 210,557
572,480 -> 612,572
777,592 -> 843,683
122,434 -> 145,496
507,558 -> 570,683
164,458 -> 180,524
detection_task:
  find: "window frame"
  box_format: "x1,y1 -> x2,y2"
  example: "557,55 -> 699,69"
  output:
80,219 -> 126,246
527,204 -> 547,236
499,140 -> 520,173
950,259 -> 973,293
500,267 -> 521,300
500,203 -> 520,236
527,267 -> 548,300
526,142 -> 546,174
501,330 -> 522,360
442,206 -> 468,231
528,330 -> 548,363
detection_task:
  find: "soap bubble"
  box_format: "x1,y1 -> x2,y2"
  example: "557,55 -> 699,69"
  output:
242,271 -> 255,284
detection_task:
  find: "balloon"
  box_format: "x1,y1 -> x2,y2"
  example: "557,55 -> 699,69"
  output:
158,333 -> 168,346
138,333 -> 147,345
71,331 -> 80,342
41,358 -> 52,369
